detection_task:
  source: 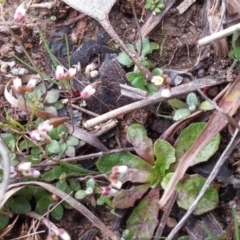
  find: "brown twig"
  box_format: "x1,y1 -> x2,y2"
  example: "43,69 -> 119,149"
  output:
84,74 -> 226,129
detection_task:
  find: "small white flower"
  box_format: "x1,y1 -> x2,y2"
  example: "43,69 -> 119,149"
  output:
151,76 -> 164,86
67,68 -> 76,78
112,166 -> 128,175
111,179 -> 122,189
80,85 -> 96,99
14,3 -> 26,23
56,65 -> 64,80
22,168 -> 41,178
58,228 -> 71,240
27,79 -> 38,89
161,88 -> 171,97
38,120 -> 53,132
101,186 -> 118,197
13,77 -> 22,92
29,130 -> 43,141
17,162 -> 32,171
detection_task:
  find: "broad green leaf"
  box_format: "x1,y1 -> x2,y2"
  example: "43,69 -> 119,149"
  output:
122,229 -> 134,240
120,168 -> 153,184
44,106 -> 57,116
42,166 -> 64,182
136,38 -> 151,56
161,172 -> 181,190
32,187 -> 49,200
112,184 -> 149,209
168,99 -> 186,109
126,71 -> 145,84
147,83 -> 158,93
96,196 -> 113,208
31,147 -> 42,157
186,92 -> 199,110
45,89 -> 59,104
8,197 -> 31,214
175,122 -> 221,165
57,125 -> 68,138
127,124 -> 154,164
173,108 -> 191,121
132,76 -> 148,91
126,188 -> 159,239
152,68 -> 163,76
65,145 -> 75,157
177,175 -> 219,215
75,190 -> 89,200
0,214 -> 9,231
140,58 -> 155,69
56,180 -> 72,194
153,139 -> 176,177
199,100 -> 215,111
45,140 -> 61,155
15,187 -> 33,201
59,161 -> 97,175
1,133 -> 15,151
66,136 -> 79,146
35,195 -> 52,215
117,44 -> 134,67
69,179 -> 81,191
51,204 -> 63,220
96,152 -> 152,173
86,178 -> 95,189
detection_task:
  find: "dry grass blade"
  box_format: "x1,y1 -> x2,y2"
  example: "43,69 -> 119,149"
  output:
159,75 -> 240,208
4,182 -> 120,240
0,141 -> 10,206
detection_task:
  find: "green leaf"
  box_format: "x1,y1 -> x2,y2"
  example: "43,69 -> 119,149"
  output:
66,136 -> 79,146
8,197 -> 31,214
127,124 -> 154,164
51,204 -> 64,220
137,38 -> 151,56
1,133 -> 16,152
186,93 -> 199,110
42,166 -> 64,182
59,161 -> 97,176
112,184 -> 149,209
15,187 -> 33,201
153,139 -> 176,177
132,76 -> 148,91
152,67 -> 163,76
161,172 -> 174,189
57,125 -> 68,138
199,101 -> 215,111
56,180 -> 72,194
69,179 -> 81,191
45,89 -> 59,104
122,229 -> 134,240
86,178 -> 95,189
117,44 -> 134,67
0,214 -> 9,231
177,175 -> 219,215
64,145 -> 76,157
168,99 -> 186,109
32,187 -> 49,200
126,188 -> 159,239
35,195 -> 52,215
96,152 -> 152,173
45,140 -> 61,155
126,71 -> 145,83
75,190 -> 89,200
31,147 -> 42,157
147,83 -> 158,93
175,122 -> 221,165
173,108 -> 191,121
44,106 -> 58,116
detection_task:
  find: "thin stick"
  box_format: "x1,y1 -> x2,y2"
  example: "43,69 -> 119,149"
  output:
198,22 -> 240,46
167,124 -> 240,239
84,75 -> 226,129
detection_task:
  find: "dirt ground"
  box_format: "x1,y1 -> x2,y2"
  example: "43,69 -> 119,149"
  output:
2,0 -> 240,239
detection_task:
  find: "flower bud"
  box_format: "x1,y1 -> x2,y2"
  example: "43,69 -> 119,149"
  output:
112,166 -> 128,175
14,3 -> 27,23
101,186 -> 118,197
111,179 -> 122,190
